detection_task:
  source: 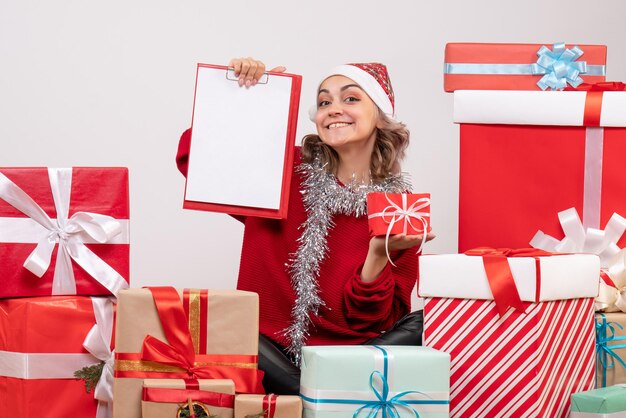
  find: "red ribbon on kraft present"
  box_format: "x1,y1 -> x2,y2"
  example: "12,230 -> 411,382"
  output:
115,287 -> 265,394
465,247 -> 554,317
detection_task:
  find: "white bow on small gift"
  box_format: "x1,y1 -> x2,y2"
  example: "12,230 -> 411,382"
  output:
368,193 -> 430,266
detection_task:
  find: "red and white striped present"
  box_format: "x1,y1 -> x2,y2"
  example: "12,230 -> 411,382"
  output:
419,251 -> 600,418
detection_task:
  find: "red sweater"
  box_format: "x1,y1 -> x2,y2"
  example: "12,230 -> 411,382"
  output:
176,129 -> 417,348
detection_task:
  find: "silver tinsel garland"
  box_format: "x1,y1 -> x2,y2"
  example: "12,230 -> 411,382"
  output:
284,153 -> 411,365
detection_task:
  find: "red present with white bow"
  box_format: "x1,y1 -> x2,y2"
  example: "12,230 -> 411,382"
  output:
0,167 -> 130,297
367,192 -> 431,263
0,296 -> 115,418
367,192 -> 430,237
454,84 -> 626,253
419,250 -> 599,417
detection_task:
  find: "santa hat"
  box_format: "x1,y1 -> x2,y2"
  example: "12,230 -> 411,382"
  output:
309,63 -> 395,120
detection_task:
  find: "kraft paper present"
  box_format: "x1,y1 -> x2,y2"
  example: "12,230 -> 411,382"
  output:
114,288 -> 262,418
142,379 -> 235,418
235,394 -> 302,418
597,313 -> 626,388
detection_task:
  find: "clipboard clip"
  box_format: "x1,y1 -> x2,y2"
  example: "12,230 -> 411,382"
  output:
226,68 -> 269,84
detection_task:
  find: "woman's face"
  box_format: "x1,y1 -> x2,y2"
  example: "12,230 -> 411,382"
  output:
314,75 -> 379,152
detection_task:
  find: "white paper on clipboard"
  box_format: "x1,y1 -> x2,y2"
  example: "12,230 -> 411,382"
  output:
185,66 -> 294,211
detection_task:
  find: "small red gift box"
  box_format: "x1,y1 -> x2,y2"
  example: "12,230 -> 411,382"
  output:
0,167 -> 130,297
367,192 -> 430,237
0,296 -> 115,418
444,42 -> 607,92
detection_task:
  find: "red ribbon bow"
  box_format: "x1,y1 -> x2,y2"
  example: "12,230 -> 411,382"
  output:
464,247 -> 553,317
140,287 -> 264,392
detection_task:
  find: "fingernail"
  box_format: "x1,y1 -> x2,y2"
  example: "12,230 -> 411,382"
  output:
252,79 -> 258,86
245,80 -> 252,87
238,78 -> 244,86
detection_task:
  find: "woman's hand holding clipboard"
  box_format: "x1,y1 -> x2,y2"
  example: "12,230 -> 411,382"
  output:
183,59 -> 302,219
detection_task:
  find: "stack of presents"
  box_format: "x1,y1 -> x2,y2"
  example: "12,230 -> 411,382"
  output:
2,41 -> 626,418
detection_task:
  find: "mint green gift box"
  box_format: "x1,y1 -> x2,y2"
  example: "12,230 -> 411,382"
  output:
300,345 -> 450,418
571,385 -> 626,417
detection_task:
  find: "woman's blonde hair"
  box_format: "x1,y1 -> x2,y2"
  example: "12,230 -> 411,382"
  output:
301,111 -> 409,182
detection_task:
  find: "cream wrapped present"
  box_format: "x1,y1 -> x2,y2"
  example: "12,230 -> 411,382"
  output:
300,345 -> 450,417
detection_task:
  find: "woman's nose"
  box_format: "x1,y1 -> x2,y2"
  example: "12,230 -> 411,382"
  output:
327,102 -> 343,116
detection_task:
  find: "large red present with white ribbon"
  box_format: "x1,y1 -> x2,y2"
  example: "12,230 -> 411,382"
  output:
418,250 -> 600,418
455,83 -> 626,253
444,42 -> 607,92
0,167 -> 130,297
0,296 -> 115,418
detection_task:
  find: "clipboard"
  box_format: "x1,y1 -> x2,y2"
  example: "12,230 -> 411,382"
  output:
183,64 -> 302,219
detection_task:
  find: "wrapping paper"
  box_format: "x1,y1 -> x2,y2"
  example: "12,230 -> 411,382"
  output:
455,89 -> 626,252
423,296 -> 596,418
141,379 -> 235,418
596,313 -> 626,387
0,296 -> 111,418
367,192 -> 430,236
300,345 -> 450,418
0,167 -> 130,297
114,288 -> 262,418
571,385 -> 626,417
234,394 -> 302,418
444,42 -> 607,92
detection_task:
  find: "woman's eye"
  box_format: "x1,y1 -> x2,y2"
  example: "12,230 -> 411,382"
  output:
345,96 -> 360,103
318,100 -> 330,107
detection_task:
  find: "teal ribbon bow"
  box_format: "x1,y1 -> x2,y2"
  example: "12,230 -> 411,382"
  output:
596,313 -> 626,387
532,42 -> 587,90
353,370 -> 421,417
352,346 -> 422,418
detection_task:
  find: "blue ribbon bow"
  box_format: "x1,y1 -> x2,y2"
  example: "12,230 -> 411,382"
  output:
596,313 -> 626,387
352,346 -> 425,418
353,369 -> 421,418
531,42 -> 587,90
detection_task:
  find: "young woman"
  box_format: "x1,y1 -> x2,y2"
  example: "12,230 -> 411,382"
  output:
176,58 -> 432,394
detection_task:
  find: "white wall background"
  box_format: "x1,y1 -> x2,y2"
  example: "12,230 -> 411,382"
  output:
2,0 -> 625,302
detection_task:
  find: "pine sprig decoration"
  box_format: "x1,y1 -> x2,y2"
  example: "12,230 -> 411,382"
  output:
245,410 -> 268,418
74,361 -> 105,393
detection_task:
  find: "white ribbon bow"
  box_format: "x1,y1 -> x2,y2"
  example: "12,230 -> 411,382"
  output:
530,207 -> 626,311
0,168 -> 128,296
83,297 -> 115,418
368,193 -> 430,266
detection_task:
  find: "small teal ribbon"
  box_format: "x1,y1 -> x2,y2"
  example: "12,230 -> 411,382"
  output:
532,42 -> 587,90
596,313 -> 626,387
352,346 -> 422,418
353,370 -> 421,417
